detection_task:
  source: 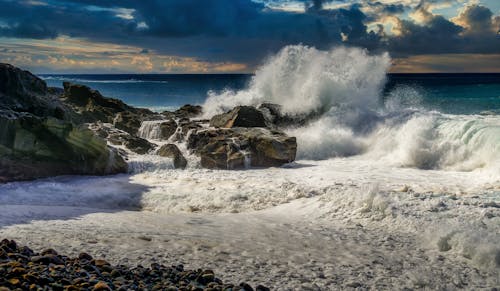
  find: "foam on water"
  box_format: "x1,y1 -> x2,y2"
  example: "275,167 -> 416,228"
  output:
204,45 -> 500,174
1,45 -> 498,277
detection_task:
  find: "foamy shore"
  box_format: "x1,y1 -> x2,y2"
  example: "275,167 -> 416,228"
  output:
1,158 -> 499,290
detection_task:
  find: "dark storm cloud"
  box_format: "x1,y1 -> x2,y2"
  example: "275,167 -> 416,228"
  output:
0,0 -> 498,64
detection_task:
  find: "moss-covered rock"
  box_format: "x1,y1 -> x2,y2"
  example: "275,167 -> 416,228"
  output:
0,64 -> 128,182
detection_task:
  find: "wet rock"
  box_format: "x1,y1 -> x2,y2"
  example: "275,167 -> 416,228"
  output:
157,144 -> 188,169
188,127 -> 296,169
210,106 -> 266,128
258,102 -> 321,128
113,111 -> 142,135
163,104 -> 202,119
123,136 -> 156,155
172,119 -> 204,141
0,64 -> 128,182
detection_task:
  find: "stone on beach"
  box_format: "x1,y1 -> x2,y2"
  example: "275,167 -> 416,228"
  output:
157,143 -> 188,169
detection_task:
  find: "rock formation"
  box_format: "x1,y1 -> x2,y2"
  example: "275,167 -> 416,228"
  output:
0,63 -> 127,182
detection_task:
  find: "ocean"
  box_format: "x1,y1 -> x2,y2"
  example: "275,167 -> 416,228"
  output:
2,46 -> 499,288
42,73 -> 500,115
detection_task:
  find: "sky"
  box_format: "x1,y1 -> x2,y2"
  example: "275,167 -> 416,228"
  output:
0,0 -> 499,73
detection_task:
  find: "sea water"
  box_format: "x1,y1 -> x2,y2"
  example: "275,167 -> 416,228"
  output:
2,46 -> 499,277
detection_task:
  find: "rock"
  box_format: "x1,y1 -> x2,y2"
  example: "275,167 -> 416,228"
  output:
62,82 -> 160,124
158,120 -> 178,140
0,64 -> 128,182
210,106 -> 266,128
138,119 -> 177,140
123,136 -> 156,154
0,113 -> 128,182
163,104 -> 202,119
172,119 -> 204,141
257,102 -> 320,128
93,281 -> 111,290
157,144 -> 187,169
187,127 -> 296,169
113,111 -> 142,135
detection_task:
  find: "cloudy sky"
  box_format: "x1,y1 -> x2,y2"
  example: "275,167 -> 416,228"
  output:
0,0 -> 499,73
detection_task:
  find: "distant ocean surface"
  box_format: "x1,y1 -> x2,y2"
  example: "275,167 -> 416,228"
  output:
41,73 -> 500,115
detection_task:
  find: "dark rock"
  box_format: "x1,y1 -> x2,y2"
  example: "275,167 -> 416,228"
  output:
0,113 -> 128,182
158,120 -> 178,140
113,111 -> 142,135
157,144 -> 187,169
138,119 -> 177,140
31,255 -> 63,265
123,136 -> 156,155
0,64 -> 128,182
163,104 -> 202,119
187,127 -> 296,169
258,102 -> 322,128
210,106 -> 266,128
62,82 -> 160,125
240,282 -> 254,291
172,119 -> 204,142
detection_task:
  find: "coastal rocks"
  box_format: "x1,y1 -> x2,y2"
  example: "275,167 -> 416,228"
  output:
0,239 -> 267,290
88,122 -> 156,155
123,136 -> 156,155
0,64 -> 71,120
257,103 -> 320,128
138,119 -> 177,140
157,144 -> 188,169
210,106 -> 266,128
173,119 -> 205,141
61,82 -> 160,127
0,64 -> 128,182
162,104 -> 202,119
187,127 -> 296,169
113,111 -> 142,135
0,114 -> 128,182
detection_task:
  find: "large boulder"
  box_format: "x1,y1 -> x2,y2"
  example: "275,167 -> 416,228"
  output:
210,106 -> 266,128
187,127 -> 296,169
157,144 -> 187,169
0,63 -> 71,120
0,113 -> 127,182
0,64 -> 128,182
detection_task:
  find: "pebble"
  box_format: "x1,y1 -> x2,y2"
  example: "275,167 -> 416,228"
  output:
0,239 -> 268,290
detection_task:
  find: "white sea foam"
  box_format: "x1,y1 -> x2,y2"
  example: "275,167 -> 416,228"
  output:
0,46 -> 498,287
204,45 -> 500,173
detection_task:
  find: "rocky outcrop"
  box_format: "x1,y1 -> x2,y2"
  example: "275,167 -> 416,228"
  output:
210,106 -> 266,128
61,82 -> 160,131
157,144 -> 188,169
0,64 -> 127,182
162,104 -> 202,119
172,119 -> 205,141
187,127 -> 296,169
89,122 -> 156,155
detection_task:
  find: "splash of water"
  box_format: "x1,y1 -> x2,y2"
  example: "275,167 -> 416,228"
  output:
204,45 -> 500,174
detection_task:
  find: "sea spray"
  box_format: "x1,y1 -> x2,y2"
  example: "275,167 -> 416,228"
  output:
204,45 -> 500,173
203,45 -> 390,117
